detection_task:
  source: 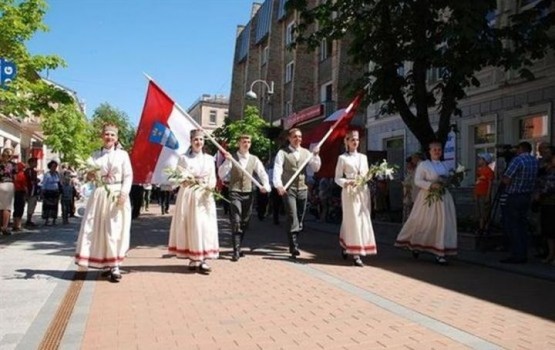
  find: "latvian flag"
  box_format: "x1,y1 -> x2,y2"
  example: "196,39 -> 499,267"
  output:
130,81 -> 195,185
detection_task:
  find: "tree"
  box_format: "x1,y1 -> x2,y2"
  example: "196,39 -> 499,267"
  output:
210,106 -> 275,162
41,104 -> 94,164
288,0 -> 555,148
89,103 -> 136,151
0,0 -> 72,117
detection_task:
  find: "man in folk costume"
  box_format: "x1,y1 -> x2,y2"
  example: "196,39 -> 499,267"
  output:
218,135 -> 271,261
273,128 -> 321,259
75,123 -> 133,282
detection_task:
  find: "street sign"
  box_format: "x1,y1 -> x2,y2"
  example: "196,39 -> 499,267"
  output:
0,58 -> 17,88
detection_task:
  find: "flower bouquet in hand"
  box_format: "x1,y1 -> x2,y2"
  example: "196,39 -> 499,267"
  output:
75,156 -> 116,201
425,164 -> 469,206
164,167 -> 229,203
348,159 -> 397,195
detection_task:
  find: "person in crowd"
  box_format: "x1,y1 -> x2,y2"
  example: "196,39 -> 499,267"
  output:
24,157 -> 39,227
265,159 -> 282,225
534,146 -> 555,264
12,162 -> 27,232
318,177 -> 331,223
41,160 -> 62,226
74,123 -> 133,282
402,153 -> 424,223
218,135 -> 271,262
158,183 -> 173,214
0,148 -> 16,235
168,129 -> 219,274
395,141 -> 457,265
273,128 -> 321,259
334,130 -> 377,266
67,166 -> 79,217
500,141 -> 538,264
60,171 -> 77,224
143,183 -> 152,211
474,153 -> 495,233
130,184 -> 144,219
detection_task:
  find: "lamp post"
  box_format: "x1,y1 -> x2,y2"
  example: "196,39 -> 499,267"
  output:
245,80 -> 274,123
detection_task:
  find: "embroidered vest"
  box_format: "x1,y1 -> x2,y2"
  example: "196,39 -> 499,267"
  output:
281,147 -> 311,190
229,153 -> 257,192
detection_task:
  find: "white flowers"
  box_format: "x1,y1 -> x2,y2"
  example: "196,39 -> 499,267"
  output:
164,167 -> 229,203
347,159 -> 397,195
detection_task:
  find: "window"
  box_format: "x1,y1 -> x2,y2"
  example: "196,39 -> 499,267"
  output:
320,82 -> 332,102
284,101 -> 293,117
285,61 -> 294,83
319,39 -> 333,61
286,21 -> 295,47
519,114 -> 548,139
209,110 -> 217,125
262,46 -> 269,66
473,122 -> 497,176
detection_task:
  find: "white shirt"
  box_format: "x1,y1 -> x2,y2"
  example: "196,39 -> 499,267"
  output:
218,151 -> 271,192
273,145 -> 321,188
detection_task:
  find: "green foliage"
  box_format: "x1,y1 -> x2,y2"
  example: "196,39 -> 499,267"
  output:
0,0 -> 71,117
41,104 -> 94,164
288,0 -> 555,148
90,103 -> 136,150
210,106 -> 277,162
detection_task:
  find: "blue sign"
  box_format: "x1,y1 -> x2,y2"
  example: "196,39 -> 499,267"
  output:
0,58 -> 17,88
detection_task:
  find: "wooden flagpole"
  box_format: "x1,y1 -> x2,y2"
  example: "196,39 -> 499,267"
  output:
143,73 -> 264,190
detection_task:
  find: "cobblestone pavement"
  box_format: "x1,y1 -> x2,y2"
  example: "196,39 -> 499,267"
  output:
1,205 -> 555,350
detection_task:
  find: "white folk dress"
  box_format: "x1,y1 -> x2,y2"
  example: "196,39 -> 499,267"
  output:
335,152 -> 377,256
75,148 -> 133,268
395,160 -> 457,256
168,152 -> 219,261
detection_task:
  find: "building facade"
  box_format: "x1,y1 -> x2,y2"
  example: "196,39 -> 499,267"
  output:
228,0 -> 365,136
187,94 -> 228,134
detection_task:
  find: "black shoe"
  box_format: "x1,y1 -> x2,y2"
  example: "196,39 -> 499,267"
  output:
353,257 -> 364,267
341,250 -> 348,260
199,262 -> 211,274
101,270 -> 111,277
412,250 -> 420,259
231,252 -> 240,262
435,256 -> 448,265
109,268 -> 122,282
500,257 -> 527,264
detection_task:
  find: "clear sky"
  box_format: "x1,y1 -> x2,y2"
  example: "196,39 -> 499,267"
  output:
28,0 -> 255,126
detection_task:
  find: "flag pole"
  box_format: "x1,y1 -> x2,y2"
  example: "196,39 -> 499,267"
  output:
282,91 -> 365,190
143,74 -> 265,190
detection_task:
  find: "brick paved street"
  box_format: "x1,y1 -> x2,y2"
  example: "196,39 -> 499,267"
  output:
1,205 -> 555,350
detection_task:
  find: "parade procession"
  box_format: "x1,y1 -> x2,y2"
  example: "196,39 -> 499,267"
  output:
1,1 -> 555,349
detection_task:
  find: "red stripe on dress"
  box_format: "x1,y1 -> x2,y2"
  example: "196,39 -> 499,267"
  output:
339,238 -> 377,251
168,247 -> 219,256
74,254 -> 125,264
394,240 -> 457,254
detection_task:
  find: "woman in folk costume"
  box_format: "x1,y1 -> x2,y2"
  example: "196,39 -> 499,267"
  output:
168,129 -> 219,274
334,130 -> 377,267
395,141 -> 457,265
75,123 -> 133,282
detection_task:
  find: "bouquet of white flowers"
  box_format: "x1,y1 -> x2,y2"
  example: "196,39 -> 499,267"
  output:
347,159 -> 397,195
75,156 -> 116,201
164,167 -> 229,203
425,164 -> 469,206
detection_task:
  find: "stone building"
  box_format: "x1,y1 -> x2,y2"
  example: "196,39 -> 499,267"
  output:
228,0 -> 365,136
187,94 -> 228,135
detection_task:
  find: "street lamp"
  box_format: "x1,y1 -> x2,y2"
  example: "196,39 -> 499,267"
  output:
245,79 -> 274,99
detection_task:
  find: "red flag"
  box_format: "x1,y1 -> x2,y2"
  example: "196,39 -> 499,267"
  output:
130,81 -> 195,184
302,93 -> 364,178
